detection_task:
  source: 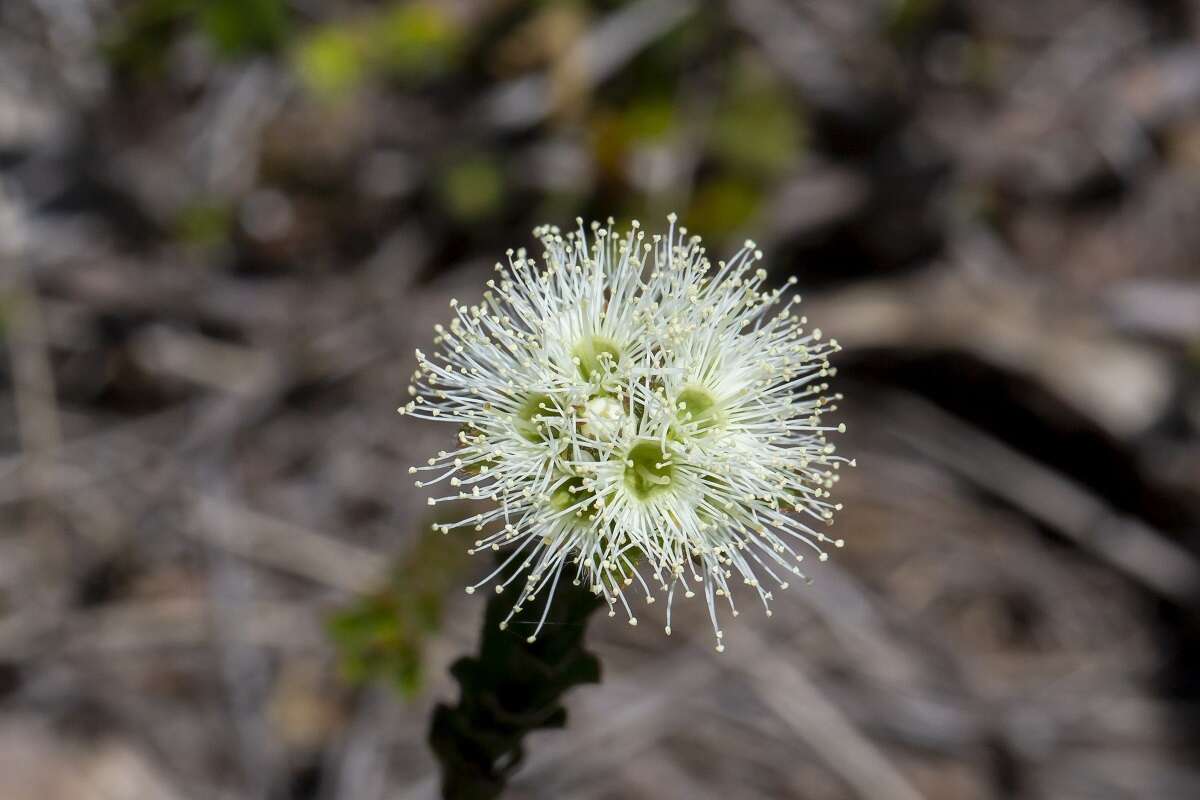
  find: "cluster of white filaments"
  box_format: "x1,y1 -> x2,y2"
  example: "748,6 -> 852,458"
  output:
399,216 -> 851,651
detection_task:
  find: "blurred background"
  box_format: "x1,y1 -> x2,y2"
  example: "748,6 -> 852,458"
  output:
2,0 -> 1200,798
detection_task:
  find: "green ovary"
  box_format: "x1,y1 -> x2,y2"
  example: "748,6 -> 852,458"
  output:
672,386 -> 723,438
623,440 -> 675,500
514,393 -> 553,442
677,386 -> 720,425
550,476 -> 586,511
572,336 -> 621,381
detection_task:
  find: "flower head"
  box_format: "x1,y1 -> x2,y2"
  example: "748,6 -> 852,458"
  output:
400,216 -> 850,649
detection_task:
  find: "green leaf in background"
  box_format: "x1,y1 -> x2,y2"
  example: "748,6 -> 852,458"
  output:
104,0 -> 194,74
107,0 -> 289,72
712,53 -> 807,177
438,155 -> 505,223
292,2 -> 466,97
965,37 -> 1001,88
622,98 -> 677,142
371,2 -> 465,82
328,513 -> 472,698
328,590 -> 426,695
294,27 -> 368,97
885,0 -> 944,42
198,0 -> 289,56
590,96 -> 677,184
686,175 -> 762,239
174,201 -> 233,248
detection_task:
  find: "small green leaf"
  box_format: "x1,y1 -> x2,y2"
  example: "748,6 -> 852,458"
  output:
198,0 -> 289,56
438,155 -> 505,222
327,510 -> 472,698
712,54 -> 806,175
174,201 -> 233,247
294,27 -> 368,97
885,0 -> 944,42
370,3 -> 464,81
686,176 -> 761,239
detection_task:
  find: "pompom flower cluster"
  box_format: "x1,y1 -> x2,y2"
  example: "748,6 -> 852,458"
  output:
400,216 -> 849,650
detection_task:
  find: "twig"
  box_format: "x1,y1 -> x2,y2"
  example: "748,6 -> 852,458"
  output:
0,596 -> 324,660
188,494 -> 391,594
885,390 -> 1200,606
0,191 -> 69,598
319,684 -> 403,800
738,626 -> 928,800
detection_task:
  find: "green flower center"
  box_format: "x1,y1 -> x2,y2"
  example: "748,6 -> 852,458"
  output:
572,336 -> 621,381
514,393 -> 553,442
624,440 -> 675,500
550,476 -> 587,511
676,386 -> 721,432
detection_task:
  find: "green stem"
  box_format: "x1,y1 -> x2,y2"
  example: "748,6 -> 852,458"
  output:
429,571 -> 604,800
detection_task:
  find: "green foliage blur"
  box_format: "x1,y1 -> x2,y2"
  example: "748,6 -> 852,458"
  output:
293,3 -> 465,95
437,155 -> 505,222
108,0 -> 289,71
108,0 -> 822,256
327,515 -> 471,697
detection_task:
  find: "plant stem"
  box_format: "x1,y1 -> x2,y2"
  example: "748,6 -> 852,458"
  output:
429,574 -> 604,800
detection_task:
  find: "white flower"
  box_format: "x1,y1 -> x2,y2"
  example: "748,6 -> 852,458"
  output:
400,216 -> 850,650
